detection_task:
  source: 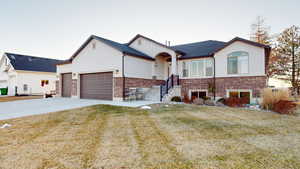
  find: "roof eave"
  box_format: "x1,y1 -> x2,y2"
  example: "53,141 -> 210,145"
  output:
128,34 -> 185,55
123,52 -> 155,61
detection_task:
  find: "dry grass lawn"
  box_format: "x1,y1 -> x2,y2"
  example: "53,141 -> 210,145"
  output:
0,96 -> 43,102
0,104 -> 299,169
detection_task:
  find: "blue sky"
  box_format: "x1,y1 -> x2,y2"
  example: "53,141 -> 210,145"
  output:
0,0 -> 299,60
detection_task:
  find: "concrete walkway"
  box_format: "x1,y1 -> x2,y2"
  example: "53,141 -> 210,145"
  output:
0,98 -> 159,120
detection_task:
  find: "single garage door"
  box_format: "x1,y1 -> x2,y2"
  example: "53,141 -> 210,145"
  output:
80,72 -> 113,100
62,73 -> 72,97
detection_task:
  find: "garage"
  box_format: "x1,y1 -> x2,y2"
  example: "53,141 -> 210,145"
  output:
62,73 -> 72,97
80,72 -> 113,100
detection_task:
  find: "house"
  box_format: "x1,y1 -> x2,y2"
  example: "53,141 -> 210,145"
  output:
0,53 -> 62,96
56,34 -> 270,103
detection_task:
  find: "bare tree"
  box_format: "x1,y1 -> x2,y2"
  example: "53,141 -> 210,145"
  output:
250,16 -> 271,45
275,25 -> 300,94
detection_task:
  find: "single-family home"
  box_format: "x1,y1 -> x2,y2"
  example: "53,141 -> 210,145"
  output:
56,34 -> 270,103
0,53 -> 62,96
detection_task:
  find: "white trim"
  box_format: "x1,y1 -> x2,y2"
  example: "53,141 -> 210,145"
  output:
226,89 -> 252,100
189,89 -> 208,99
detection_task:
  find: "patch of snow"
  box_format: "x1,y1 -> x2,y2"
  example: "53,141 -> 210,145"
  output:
140,106 -> 152,110
0,123 -> 12,129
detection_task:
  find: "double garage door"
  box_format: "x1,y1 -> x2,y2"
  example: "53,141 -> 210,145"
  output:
62,72 -> 113,100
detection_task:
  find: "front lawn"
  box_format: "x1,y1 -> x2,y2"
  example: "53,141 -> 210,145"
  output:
0,95 -> 43,102
0,104 -> 299,169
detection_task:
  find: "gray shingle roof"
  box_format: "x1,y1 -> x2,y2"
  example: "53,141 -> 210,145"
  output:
171,40 -> 227,59
5,53 -> 62,73
92,35 -> 153,60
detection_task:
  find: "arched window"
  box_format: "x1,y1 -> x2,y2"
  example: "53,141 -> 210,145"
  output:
227,51 -> 249,74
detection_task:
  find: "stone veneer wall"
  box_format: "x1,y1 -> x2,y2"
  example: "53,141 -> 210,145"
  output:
72,79 -> 77,96
114,77 -> 165,98
180,76 -> 267,98
55,80 -> 59,95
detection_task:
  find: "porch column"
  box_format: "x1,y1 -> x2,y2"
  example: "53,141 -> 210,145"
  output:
171,54 -> 177,75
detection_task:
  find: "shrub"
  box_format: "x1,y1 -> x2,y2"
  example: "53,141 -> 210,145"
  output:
261,88 -> 290,110
193,98 -> 204,105
224,97 -> 248,107
202,96 -> 211,101
217,98 -> 225,104
171,96 -> 182,102
183,94 -> 191,103
273,100 -> 297,114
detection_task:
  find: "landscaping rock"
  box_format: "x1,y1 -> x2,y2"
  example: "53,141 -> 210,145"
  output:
193,98 -> 204,105
215,102 -> 225,107
204,100 -> 215,106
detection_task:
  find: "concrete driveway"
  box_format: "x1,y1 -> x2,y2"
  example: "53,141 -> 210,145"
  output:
0,98 -> 159,120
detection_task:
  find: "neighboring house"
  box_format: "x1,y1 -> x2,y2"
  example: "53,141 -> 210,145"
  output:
0,53 -> 62,96
56,34 -> 270,103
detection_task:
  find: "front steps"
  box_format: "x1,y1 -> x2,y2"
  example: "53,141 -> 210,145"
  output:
144,85 -> 181,102
162,85 -> 181,102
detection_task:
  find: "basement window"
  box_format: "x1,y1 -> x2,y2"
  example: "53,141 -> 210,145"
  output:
227,90 -> 251,104
190,90 -> 207,101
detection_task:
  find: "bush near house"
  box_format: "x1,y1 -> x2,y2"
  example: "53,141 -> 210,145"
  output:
273,100 -> 297,114
224,97 -> 248,107
170,96 -> 182,102
261,88 -> 290,110
260,88 -> 298,114
183,94 -> 192,103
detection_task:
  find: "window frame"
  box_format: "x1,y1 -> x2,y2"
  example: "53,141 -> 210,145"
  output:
189,89 -> 208,100
227,51 -> 249,75
226,89 -> 252,102
181,58 -> 214,78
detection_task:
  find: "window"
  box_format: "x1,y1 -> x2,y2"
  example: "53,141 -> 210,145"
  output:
182,59 -> 213,77
182,62 -> 189,77
138,39 -> 142,45
206,59 -> 213,76
190,60 -> 204,77
23,84 -> 28,92
191,90 -> 207,101
41,80 -> 49,87
227,51 -> 249,74
228,90 -> 251,104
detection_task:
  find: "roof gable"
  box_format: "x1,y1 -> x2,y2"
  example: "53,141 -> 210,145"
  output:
214,37 -> 270,54
128,34 -> 185,55
5,53 -> 62,73
67,35 -> 153,64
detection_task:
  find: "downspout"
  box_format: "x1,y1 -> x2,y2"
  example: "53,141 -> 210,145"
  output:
213,55 -> 216,100
122,54 -> 125,101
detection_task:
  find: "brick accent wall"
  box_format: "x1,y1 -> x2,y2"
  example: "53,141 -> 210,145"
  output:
55,80 -> 59,95
72,79 -> 77,96
113,77 -> 165,98
180,76 -> 267,98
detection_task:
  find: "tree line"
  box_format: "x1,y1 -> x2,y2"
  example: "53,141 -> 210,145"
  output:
250,16 -> 300,94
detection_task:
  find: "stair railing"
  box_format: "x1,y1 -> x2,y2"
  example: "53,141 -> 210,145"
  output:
160,74 -> 179,101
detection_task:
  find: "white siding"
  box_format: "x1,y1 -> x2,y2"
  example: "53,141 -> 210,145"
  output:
214,41 -> 265,77
71,39 -> 123,77
124,55 -> 153,79
57,63 -> 72,74
129,37 -> 176,58
15,71 -> 57,95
